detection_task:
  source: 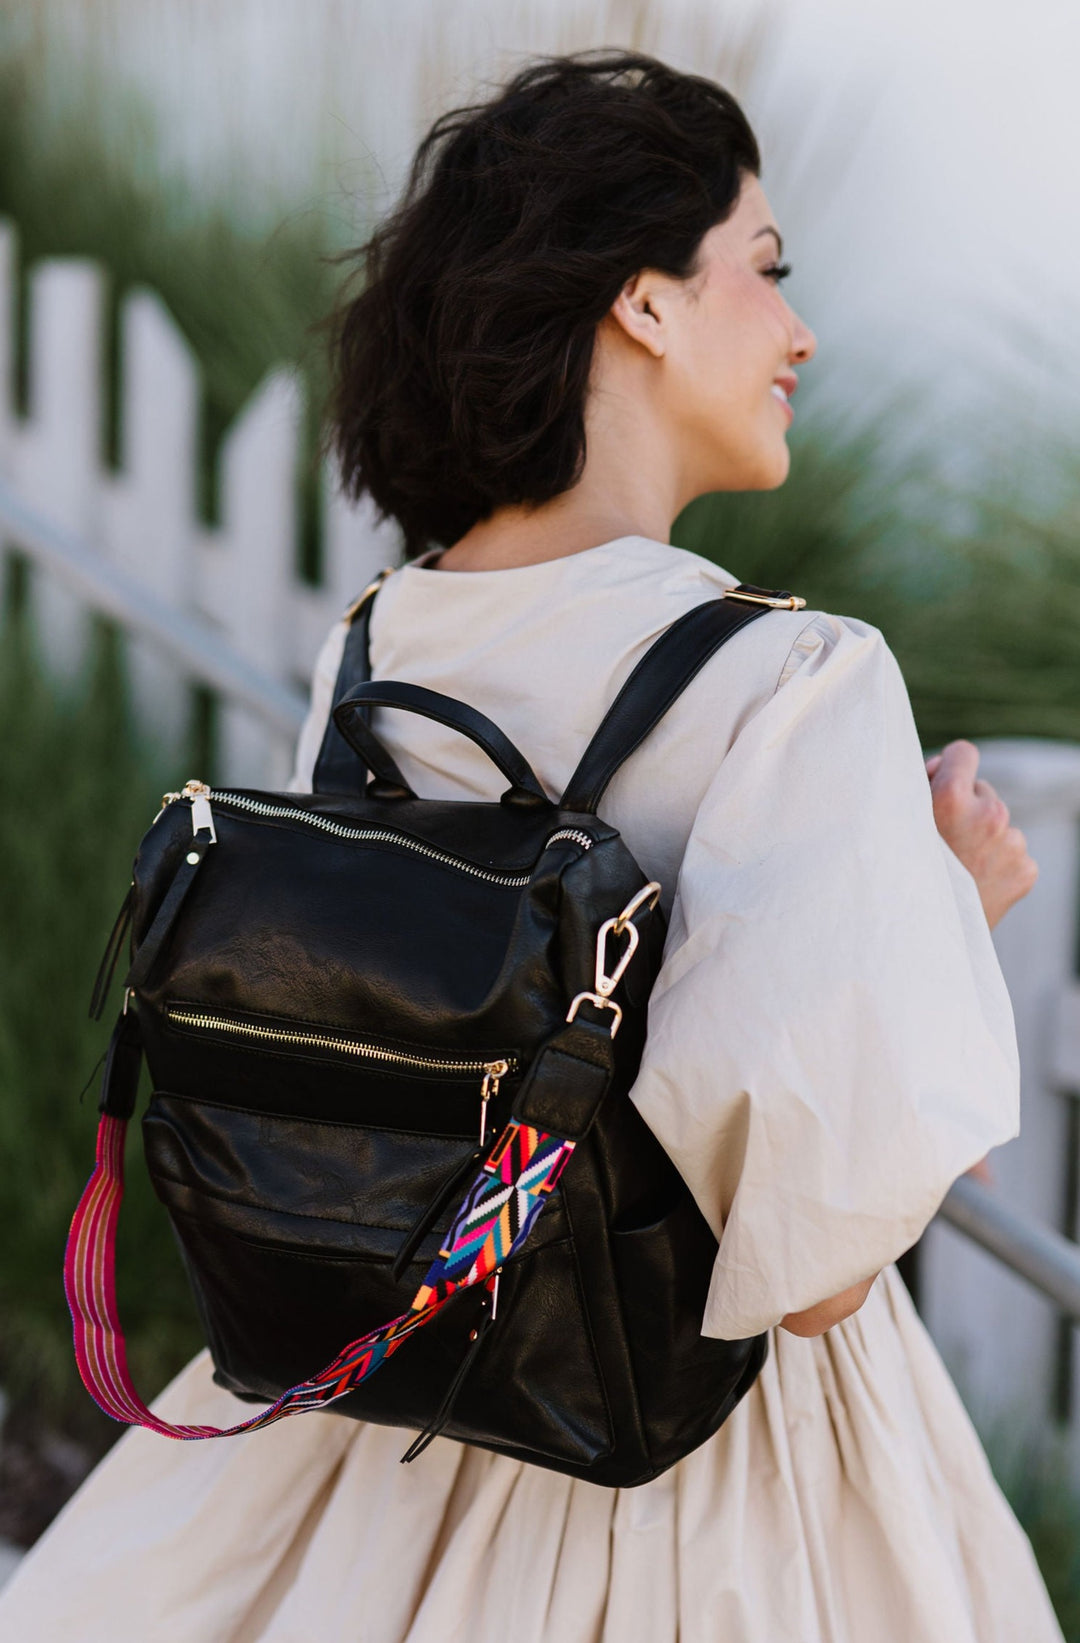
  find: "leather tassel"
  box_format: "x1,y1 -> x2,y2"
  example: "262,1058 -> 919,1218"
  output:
124,834 -> 212,993
399,1289 -> 495,1464
391,1145 -> 483,1283
88,884 -> 134,1021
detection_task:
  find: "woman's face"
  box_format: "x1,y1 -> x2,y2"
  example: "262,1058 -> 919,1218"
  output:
610,174 -> 817,496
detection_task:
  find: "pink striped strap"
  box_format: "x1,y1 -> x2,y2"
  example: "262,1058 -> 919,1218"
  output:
64,1110 -> 573,1439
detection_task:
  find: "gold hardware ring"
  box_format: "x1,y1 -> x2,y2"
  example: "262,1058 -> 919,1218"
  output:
343,566 -> 395,624
612,881 -> 662,936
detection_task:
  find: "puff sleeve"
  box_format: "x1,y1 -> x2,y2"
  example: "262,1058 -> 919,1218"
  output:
628,613 -> 1020,1339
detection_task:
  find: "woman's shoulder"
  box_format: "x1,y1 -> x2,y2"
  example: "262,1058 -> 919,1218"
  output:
658,546 -> 895,719
289,542 -> 903,795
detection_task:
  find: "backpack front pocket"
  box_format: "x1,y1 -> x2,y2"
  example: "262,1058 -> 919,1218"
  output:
153,1001 -> 521,1135
609,1186 -> 766,1467
144,1090 -> 609,1465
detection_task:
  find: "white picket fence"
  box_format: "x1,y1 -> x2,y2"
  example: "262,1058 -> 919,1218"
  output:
2,223 -> 1080,1470
0,218 -> 402,788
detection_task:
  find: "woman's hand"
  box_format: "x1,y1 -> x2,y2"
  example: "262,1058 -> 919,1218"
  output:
925,740 -> 1038,930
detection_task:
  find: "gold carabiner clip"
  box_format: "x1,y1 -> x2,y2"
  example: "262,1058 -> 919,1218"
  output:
595,916 -> 638,999
565,881 -> 662,1038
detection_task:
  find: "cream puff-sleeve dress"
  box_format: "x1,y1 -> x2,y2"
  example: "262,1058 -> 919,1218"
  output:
0,536 -> 1063,1642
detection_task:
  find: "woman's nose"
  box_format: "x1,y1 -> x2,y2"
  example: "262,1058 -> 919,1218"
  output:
791,311 -> 817,364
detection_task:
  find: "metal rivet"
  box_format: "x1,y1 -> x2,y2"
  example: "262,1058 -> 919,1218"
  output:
186,851 -> 200,865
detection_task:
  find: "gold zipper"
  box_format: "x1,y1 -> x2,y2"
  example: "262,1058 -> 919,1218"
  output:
157,783 -> 593,888
164,1004 -> 518,1081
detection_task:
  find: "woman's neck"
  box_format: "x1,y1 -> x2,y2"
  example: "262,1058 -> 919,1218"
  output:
433,328 -> 713,572
434,324 -> 696,572
435,495 -> 672,573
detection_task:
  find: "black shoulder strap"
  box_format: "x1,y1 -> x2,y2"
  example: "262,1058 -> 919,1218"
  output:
559,596 -> 772,814
314,573 -> 794,806
312,570 -> 393,795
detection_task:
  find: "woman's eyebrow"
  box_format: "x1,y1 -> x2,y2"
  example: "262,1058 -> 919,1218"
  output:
752,225 -> 784,257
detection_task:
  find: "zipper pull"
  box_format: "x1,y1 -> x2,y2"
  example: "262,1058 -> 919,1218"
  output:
181,779 -> 217,843
479,1059 -> 509,1146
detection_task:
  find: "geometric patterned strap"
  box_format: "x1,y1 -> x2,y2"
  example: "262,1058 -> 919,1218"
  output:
64,1110 -> 574,1440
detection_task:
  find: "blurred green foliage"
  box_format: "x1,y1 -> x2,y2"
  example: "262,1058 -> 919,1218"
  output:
985,1427 -> 1080,1642
674,396 -> 1080,748
0,598 -> 201,1450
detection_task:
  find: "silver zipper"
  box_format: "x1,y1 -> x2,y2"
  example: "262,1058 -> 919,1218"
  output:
479,1059 -> 508,1145
544,827 -> 593,851
164,1003 -> 518,1080
161,783 -> 593,888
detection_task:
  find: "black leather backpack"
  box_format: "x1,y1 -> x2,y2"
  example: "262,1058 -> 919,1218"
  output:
67,574 -> 801,1487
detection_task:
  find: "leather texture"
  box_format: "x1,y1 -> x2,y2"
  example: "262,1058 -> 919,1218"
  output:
125,833 -> 212,993
561,597 -> 768,812
98,1009 -> 144,1120
333,680 -> 550,806
124,588 -> 773,1486
311,585 -> 377,796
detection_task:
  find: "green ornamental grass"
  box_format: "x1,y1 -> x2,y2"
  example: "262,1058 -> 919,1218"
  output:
0,606 -> 202,1455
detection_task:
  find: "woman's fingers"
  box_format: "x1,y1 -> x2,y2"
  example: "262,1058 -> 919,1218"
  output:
1004,828 -> 1039,897
927,740 -> 1038,927
933,738 -> 980,784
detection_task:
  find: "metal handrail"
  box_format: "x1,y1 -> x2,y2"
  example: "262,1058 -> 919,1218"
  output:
0,478 -> 308,737
938,1175 -> 1080,1321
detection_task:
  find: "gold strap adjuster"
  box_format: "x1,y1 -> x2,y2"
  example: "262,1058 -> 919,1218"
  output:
343,566 -> 395,625
725,582 -> 806,611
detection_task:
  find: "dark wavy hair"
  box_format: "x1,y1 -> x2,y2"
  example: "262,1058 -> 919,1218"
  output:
325,51 -> 761,557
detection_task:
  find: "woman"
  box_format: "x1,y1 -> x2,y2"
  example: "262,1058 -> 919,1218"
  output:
0,50 -> 1060,1642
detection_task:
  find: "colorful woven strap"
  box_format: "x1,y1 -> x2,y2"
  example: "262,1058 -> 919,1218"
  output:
64,1112 -> 574,1440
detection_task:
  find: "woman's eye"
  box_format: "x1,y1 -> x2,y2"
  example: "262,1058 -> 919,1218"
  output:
763,262 -> 793,285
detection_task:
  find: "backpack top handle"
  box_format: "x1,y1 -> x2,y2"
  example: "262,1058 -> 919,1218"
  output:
333,680 -> 551,809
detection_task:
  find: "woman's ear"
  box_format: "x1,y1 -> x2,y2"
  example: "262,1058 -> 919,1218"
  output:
608,272 -> 667,358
